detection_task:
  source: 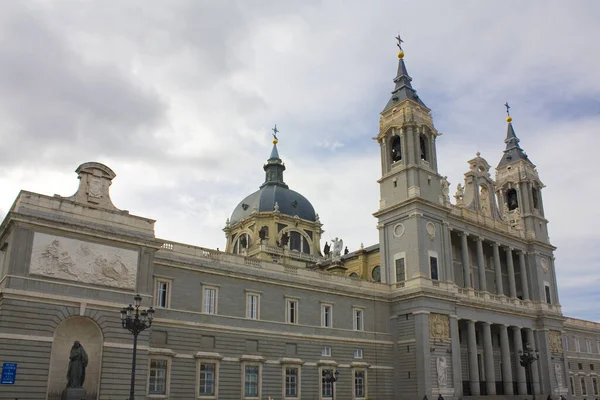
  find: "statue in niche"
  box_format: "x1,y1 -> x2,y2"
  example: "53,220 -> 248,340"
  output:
323,242 -> 330,257
258,226 -> 268,243
440,176 -> 450,204
480,186 -> 490,216
331,237 -> 343,259
436,356 -> 447,388
279,232 -> 289,248
67,341 -> 88,388
555,363 -> 564,388
240,234 -> 248,249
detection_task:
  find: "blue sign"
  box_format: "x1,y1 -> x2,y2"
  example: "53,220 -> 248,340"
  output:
1,363 -> 17,384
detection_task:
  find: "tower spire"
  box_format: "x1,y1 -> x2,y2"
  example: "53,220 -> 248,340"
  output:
262,125 -> 288,188
497,104 -> 533,167
382,34 -> 427,112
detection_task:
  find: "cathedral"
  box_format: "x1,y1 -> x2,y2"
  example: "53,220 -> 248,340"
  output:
0,38 -> 598,400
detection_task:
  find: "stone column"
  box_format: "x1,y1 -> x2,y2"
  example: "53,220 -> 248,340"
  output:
493,243 -> 504,296
512,326 -> 527,395
415,311 -> 431,399
467,320 -> 480,395
450,316 -> 462,397
445,225 -> 455,283
476,237 -> 487,292
461,232 -> 471,288
526,329 -> 541,395
499,324 -> 514,395
482,322 -> 496,394
518,251 -> 530,301
505,247 -> 517,298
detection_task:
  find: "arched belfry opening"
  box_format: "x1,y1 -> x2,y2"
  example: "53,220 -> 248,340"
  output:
506,188 -> 518,210
47,316 -> 103,399
532,187 -> 540,209
391,135 -> 402,162
419,134 -> 428,161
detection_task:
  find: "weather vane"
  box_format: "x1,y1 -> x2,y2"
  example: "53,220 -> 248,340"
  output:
272,124 -> 279,143
395,33 -> 404,51
504,102 -> 511,117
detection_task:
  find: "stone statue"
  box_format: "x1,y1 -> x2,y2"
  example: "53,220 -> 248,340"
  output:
323,242 -> 330,257
344,246 -> 349,255
67,341 -> 88,388
331,237 -> 343,259
502,203 -> 510,221
480,186 -> 490,216
441,176 -> 450,204
279,232 -> 289,248
436,356 -> 447,388
555,363 -> 564,388
454,183 -> 464,205
513,207 -> 521,225
258,226 -> 268,242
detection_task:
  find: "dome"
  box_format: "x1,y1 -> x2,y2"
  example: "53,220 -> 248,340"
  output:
229,138 -> 317,225
230,185 -> 316,225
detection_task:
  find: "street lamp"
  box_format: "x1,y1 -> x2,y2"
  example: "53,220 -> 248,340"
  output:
519,342 -> 540,400
324,369 -> 339,399
121,294 -> 155,400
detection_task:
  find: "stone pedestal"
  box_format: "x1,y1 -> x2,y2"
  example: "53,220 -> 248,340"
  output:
62,388 -> 86,400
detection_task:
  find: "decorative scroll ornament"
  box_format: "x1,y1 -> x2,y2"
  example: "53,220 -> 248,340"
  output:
429,313 -> 450,340
548,330 -> 563,353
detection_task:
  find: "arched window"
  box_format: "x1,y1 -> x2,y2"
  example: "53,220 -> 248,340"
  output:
391,135 -> 402,162
289,231 -> 311,254
371,266 -> 381,282
506,188 -> 518,211
349,272 -> 359,279
232,232 -> 252,254
532,187 -> 539,209
419,135 -> 428,161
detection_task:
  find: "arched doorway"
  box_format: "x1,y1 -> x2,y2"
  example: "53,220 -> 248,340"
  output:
47,317 -> 103,399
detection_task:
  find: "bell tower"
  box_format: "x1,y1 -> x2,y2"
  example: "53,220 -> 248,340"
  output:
495,105 -> 549,242
374,36 -> 446,284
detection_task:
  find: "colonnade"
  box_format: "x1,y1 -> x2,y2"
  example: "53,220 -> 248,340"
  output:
456,231 -> 530,300
459,320 -> 540,396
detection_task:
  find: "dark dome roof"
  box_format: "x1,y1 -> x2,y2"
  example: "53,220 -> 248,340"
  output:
230,185 -> 316,225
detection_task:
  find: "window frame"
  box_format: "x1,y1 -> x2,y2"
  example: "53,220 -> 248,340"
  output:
147,357 -> 171,398
196,358 -> 220,399
544,280 -> 552,304
581,377 -> 588,396
354,348 -> 363,359
321,303 -> 333,328
428,251 -> 439,281
286,297 -> 299,325
575,337 -> 581,352
321,346 -> 332,357
353,307 -> 365,331
394,252 -> 407,284
241,362 -> 262,400
282,364 -> 301,400
319,367 -> 336,399
154,277 -> 172,309
587,338 -> 593,353
353,368 -> 368,399
570,376 -> 575,395
245,291 -> 261,320
202,285 -> 219,315
593,376 -> 599,396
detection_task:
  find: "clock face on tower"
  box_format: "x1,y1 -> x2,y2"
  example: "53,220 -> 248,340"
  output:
371,266 -> 381,282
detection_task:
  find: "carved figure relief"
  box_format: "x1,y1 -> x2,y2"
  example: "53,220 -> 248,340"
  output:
549,330 -> 563,353
436,356 -> 448,388
541,258 -> 549,273
555,363 -> 564,388
454,183 -> 464,205
429,313 -> 450,340
30,232 -> 138,289
479,186 -> 491,216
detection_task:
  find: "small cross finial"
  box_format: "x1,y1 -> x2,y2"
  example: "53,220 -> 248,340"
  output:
395,33 -> 404,51
504,102 -> 511,116
272,124 -> 279,140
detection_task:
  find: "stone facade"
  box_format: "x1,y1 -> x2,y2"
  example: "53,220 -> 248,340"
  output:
0,49 -> 599,400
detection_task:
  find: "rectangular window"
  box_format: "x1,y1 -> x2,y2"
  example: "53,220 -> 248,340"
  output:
353,308 -> 364,331
564,336 -> 570,351
430,256 -> 439,281
354,369 -> 366,398
246,293 -> 260,320
587,339 -> 593,353
286,299 -> 298,324
578,363 -> 583,370
575,337 -> 581,352
570,377 -> 575,395
591,364 -> 595,371
321,370 -> 333,398
321,346 -> 332,357
244,365 -> 260,398
285,367 -> 299,398
149,359 -> 168,395
395,258 -> 406,283
321,304 -> 332,328
203,287 -> 217,314
593,377 -> 599,396
581,377 -> 587,395
354,348 -> 363,359
544,284 -> 552,304
198,362 -> 216,397
155,279 -> 170,308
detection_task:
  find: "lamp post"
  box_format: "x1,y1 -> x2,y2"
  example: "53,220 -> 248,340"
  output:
121,294 -> 155,400
324,369 -> 339,399
519,342 -> 540,400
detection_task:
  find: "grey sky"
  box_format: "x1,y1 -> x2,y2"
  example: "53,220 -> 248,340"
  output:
0,0 -> 599,320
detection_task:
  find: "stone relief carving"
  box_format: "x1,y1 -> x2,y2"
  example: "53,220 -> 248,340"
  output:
541,258 -> 549,273
30,232 -> 138,289
479,186 -> 491,216
549,330 -> 563,354
426,222 -> 436,240
429,313 -> 450,340
555,363 -> 564,388
454,183 -> 464,206
393,223 -> 405,238
436,356 -> 448,388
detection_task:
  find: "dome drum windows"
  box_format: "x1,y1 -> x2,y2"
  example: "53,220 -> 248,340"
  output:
232,232 -> 252,254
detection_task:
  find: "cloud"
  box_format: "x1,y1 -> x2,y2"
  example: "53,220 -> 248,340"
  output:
0,0 -> 598,321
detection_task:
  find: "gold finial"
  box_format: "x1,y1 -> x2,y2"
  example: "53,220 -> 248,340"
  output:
395,34 -> 404,59
272,124 -> 279,144
504,102 -> 512,122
